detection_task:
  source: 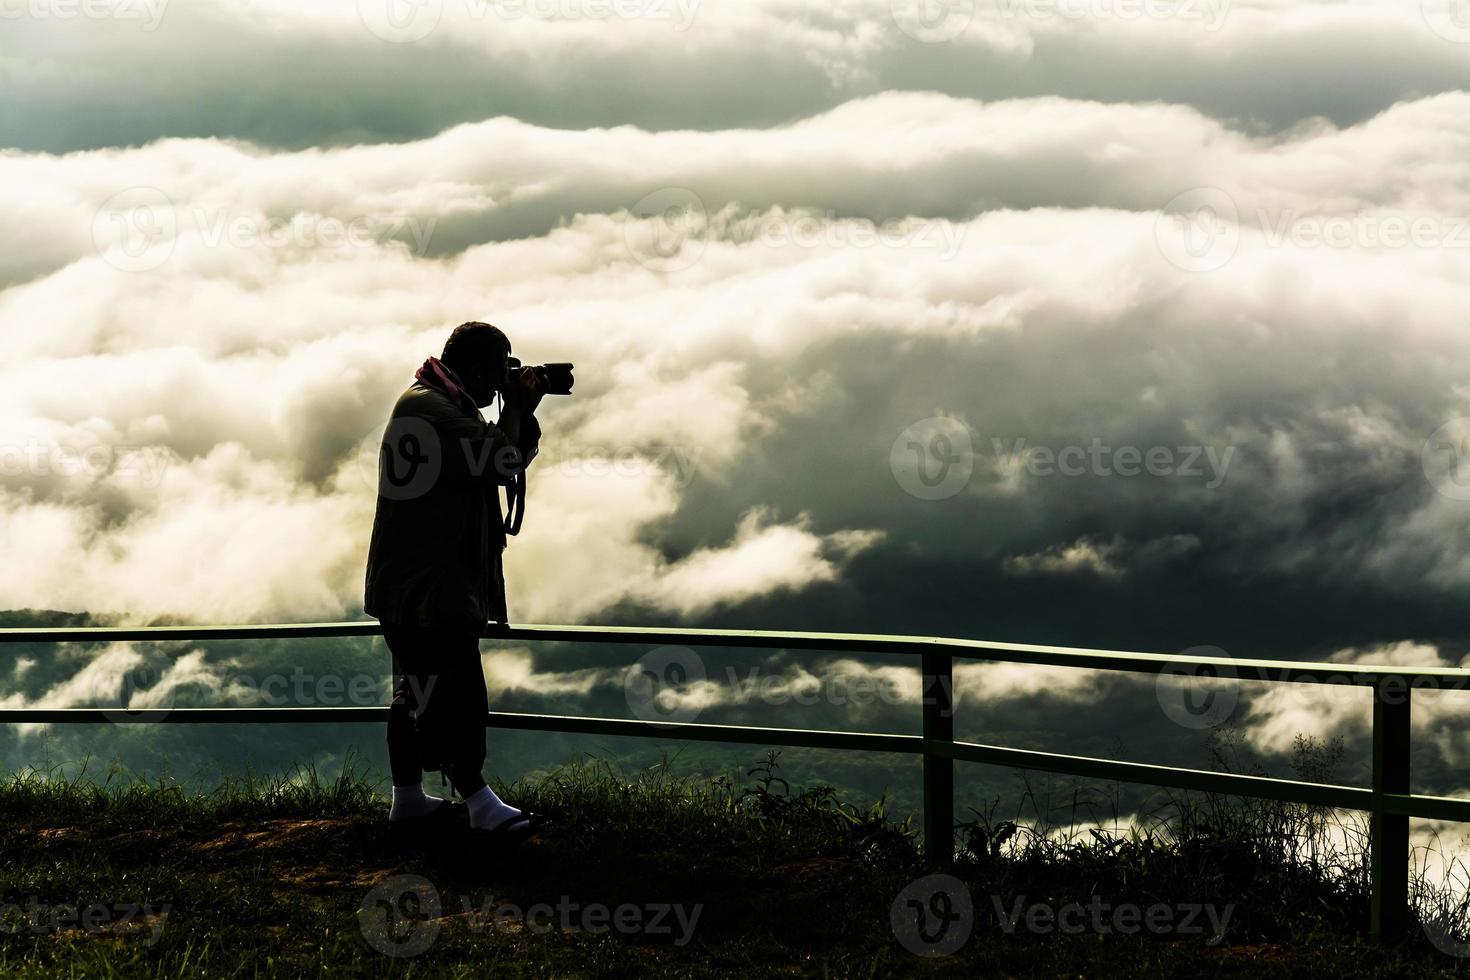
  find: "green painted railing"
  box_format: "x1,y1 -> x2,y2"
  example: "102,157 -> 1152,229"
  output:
3,619 -> 1468,943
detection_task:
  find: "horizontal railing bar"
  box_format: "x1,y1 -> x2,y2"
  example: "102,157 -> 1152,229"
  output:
0,707 -> 390,724
482,712 -> 926,753
2,621 -> 1469,688
1380,793 -> 1470,823
5,707 -> 1468,821
0,707 -> 922,754
944,744 -> 1470,821
942,740 -> 1373,810
0,623 -> 385,644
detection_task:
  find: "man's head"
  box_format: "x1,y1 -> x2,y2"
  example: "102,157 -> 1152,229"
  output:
441,321 -> 512,409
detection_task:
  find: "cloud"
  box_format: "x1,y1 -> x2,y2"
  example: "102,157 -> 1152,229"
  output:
1241,641 -> 1470,762
629,507 -> 884,618
549,360 -> 758,471
503,452 -> 883,621
1005,536 -> 1126,579
5,0 -> 1470,153
1004,534 -> 1201,579
482,646 -> 606,697
0,445 -> 374,624
0,640 -> 236,736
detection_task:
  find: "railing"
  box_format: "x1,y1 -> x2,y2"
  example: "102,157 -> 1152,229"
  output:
3,620 -> 1469,943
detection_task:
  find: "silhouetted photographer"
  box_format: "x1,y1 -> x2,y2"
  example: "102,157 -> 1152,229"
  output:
364,321 -> 572,836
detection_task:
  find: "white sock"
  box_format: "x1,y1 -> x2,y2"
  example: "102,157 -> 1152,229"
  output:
389,782 -> 447,822
465,784 -> 523,830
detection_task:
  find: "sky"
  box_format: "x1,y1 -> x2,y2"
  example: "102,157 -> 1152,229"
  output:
5,0 -> 1470,888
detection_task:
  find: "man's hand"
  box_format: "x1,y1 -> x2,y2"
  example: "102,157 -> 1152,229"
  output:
505,366 -> 546,415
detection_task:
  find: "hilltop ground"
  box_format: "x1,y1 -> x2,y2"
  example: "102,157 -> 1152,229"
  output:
0,751 -> 1467,978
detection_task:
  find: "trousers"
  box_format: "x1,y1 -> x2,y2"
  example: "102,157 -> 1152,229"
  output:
382,621 -> 488,792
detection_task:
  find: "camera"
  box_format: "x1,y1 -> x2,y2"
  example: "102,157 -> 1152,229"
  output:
506,359 -> 574,396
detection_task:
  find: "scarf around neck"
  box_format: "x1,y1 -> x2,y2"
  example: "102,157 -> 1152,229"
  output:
415,356 -> 481,418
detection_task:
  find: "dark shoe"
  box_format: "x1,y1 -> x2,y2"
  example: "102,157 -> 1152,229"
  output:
389,798 -> 463,827
468,811 -> 535,840
388,799 -> 455,828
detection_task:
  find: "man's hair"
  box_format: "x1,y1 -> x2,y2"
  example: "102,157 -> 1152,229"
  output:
441,321 -> 511,373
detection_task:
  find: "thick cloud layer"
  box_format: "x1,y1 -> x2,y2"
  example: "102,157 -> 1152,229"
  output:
8,87 -> 1470,289
5,95 -> 1470,630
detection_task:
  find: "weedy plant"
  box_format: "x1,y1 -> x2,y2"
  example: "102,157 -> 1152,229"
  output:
950,727 -> 1470,953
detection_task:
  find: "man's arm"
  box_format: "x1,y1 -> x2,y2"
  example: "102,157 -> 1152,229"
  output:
495,403 -> 541,464
505,408 -> 541,470
417,391 -> 534,488
494,367 -> 544,472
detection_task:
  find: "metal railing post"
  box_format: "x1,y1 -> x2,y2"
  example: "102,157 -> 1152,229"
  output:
922,647 -> 954,866
1370,675 -> 1411,942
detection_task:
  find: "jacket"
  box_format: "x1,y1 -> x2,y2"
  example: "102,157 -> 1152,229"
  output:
364,382 -> 541,634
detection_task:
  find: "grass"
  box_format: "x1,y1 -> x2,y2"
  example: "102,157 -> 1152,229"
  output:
0,744 -> 1468,977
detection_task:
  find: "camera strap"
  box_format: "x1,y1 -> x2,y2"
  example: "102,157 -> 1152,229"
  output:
503,470 -> 526,536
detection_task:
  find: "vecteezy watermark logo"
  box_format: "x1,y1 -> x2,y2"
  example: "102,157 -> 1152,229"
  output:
708,663 -> 923,711
92,190 -> 438,272
91,186 -> 178,273
890,416 -> 975,501
1421,419 -> 1470,501
358,0 -> 702,40
0,897 -> 170,944
1155,186 -> 1240,272
622,187 -> 708,273
991,437 -> 1235,489
1155,644 -> 1238,730
891,874 -> 974,956
992,0 -> 1231,29
0,0 -> 170,30
535,443 -> 704,488
625,645 -> 707,724
354,417 -> 445,501
106,668 -> 436,723
357,0 -> 444,42
102,660 -> 175,727
0,440 -> 171,488
621,659 -> 954,715
1423,0 -> 1470,43
991,896 -> 1233,942
231,669 -> 432,708
358,874 -> 442,958
484,0 -> 702,29
354,416 -> 548,499
459,894 -> 703,944
1254,210 -> 1470,251
891,0 -> 975,43
1424,905 -> 1470,958
191,210 -> 437,254
696,209 -> 966,260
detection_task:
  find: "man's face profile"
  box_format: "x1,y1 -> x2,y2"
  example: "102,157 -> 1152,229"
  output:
463,346 -> 511,408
